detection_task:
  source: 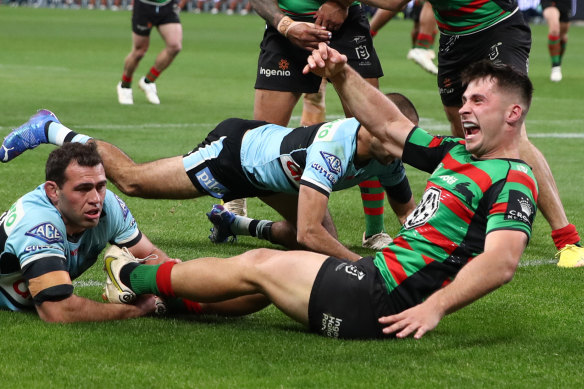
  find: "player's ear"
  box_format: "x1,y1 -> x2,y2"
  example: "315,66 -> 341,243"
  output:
44,181 -> 59,203
506,104 -> 523,125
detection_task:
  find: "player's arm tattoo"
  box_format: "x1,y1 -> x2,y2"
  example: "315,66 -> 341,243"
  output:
249,0 -> 285,28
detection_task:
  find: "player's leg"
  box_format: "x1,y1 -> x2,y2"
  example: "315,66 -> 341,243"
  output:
208,193 -> 301,248
113,248 -> 328,325
300,79 -> 327,126
543,6 -> 562,81
93,141 -> 201,199
118,32 -> 150,104
253,89 -> 301,126
407,1 -> 438,75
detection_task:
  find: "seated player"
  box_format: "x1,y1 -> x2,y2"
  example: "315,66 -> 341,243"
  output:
0,95 -> 418,261
103,53 -> 539,339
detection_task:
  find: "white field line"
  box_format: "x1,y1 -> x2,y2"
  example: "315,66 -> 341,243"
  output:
1,117 -> 584,137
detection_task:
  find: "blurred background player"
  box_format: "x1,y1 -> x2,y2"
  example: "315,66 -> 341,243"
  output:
542,0 -> 573,82
369,0 -> 438,74
239,0 -> 391,249
116,0 -> 184,105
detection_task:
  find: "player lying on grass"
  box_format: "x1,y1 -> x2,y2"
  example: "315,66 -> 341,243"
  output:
0,143 -> 266,322
101,52 -> 538,339
0,96 -> 418,261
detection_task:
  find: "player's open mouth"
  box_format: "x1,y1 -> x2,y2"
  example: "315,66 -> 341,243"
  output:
463,122 -> 480,136
86,209 -> 101,220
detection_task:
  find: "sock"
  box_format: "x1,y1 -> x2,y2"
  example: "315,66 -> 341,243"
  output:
414,33 -> 434,50
121,74 -> 132,88
230,216 -> 273,240
145,67 -> 161,83
47,122 -> 92,146
551,224 -> 581,250
548,34 -> 562,67
560,38 -> 567,61
123,262 -> 160,295
359,179 -> 385,238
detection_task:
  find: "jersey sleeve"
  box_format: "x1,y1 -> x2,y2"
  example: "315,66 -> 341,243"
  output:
402,127 -> 463,173
486,169 -> 538,240
377,159 -> 407,188
104,191 -> 142,247
299,120 -> 353,197
1,197 -> 73,305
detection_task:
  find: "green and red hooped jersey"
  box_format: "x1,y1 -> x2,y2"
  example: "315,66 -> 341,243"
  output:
278,0 -> 359,21
373,127 -> 537,309
429,0 -> 518,35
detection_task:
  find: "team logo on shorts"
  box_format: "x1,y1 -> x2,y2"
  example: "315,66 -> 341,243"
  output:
355,45 -> 370,60
25,222 -> 64,244
320,151 -> 342,175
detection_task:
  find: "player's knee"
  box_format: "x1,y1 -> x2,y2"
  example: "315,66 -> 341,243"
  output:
167,43 -> 182,57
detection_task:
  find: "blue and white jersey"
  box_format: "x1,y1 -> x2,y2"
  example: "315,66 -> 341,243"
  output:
0,185 -> 141,311
240,118 -> 406,197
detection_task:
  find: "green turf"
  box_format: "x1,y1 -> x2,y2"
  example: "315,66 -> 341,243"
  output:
1,7 -> 584,388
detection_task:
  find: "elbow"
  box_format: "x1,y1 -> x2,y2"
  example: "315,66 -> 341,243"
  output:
296,226 -> 317,250
500,258 -> 520,285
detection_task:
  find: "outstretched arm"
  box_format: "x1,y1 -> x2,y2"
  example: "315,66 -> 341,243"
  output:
296,185 -> 361,261
249,0 -> 332,50
36,293 -> 156,323
378,230 -> 527,339
303,43 -> 415,159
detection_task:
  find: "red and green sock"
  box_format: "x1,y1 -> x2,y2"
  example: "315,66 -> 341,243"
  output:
121,74 -> 132,88
145,67 -> 161,84
359,179 -> 386,238
548,34 -> 562,67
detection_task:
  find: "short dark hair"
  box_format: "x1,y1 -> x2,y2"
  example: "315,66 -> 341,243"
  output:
385,92 -> 420,125
45,142 -> 103,187
461,60 -> 533,113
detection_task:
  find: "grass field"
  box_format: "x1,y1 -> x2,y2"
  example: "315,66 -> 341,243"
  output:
1,7 -> 584,387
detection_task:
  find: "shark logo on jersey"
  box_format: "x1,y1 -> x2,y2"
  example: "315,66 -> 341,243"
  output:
113,193 -> 130,220
25,222 -> 64,244
320,151 -> 342,175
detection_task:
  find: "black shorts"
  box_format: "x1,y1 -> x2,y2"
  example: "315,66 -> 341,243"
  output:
255,5 -> 383,93
132,0 -> 181,37
541,0 -> 572,22
437,11 -> 531,107
183,118 -> 276,202
308,256 -> 397,339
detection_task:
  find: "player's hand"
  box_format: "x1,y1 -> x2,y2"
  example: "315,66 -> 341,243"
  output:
302,42 -> 348,78
378,301 -> 444,339
286,22 -> 332,51
133,294 -> 158,315
314,1 -> 348,31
